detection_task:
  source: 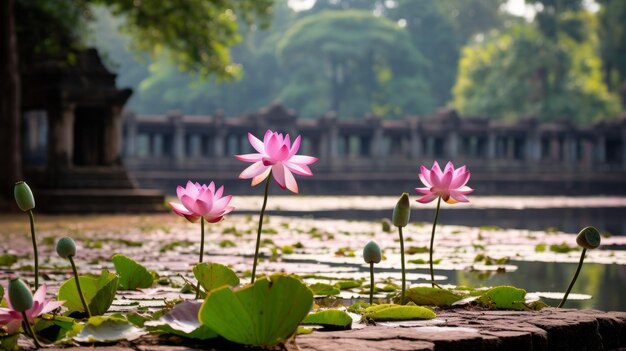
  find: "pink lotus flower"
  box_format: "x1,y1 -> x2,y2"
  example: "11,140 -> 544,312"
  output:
235,130 -> 318,193
169,181 -> 234,223
0,284 -> 64,334
416,161 -> 473,204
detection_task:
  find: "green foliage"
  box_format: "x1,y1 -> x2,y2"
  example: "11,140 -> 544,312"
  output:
199,275 -> 313,348
74,316 -> 146,343
145,300 -> 217,340
111,254 -> 154,290
0,255 -> 17,267
597,0 -> 626,93
405,287 -> 466,306
309,283 -> 341,296
0,334 -> 19,351
58,270 -> 119,316
477,286 -> 527,310
334,280 -> 362,290
192,262 -> 240,293
363,304 -> 436,321
453,21 -> 620,123
302,309 -> 353,330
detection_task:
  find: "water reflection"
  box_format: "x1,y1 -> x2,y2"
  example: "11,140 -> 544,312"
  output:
447,261 -> 626,311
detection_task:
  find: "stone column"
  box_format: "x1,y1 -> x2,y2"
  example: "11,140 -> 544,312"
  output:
487,132 -> 496,159
447,131 -> 458,159
506,137 -> 515,160
103,105 -> 123,165
563,134 -> 576,168
168,111 -> 185,167
409,121 -> 421,159
595,135 -> 606,164
47,102 -> 75,169
526,133 -> 540,161
370,128 -> 384,158
124,112 -> 137,157
550,136 -> 561,162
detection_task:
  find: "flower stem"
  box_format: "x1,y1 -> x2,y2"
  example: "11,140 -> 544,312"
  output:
28,210 -> 39,291
251,173 -> 272,284
68,255 -> 91,318
21,312 -> 42,348
398,226 -> 406,305
196,217 -> 205,299
558,248 -> 587,308
369,262 -> 374,305
429,197 -> 442,288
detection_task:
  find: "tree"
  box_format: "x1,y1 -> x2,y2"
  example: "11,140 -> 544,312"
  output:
277,10 -> 432,117
597,0 -> 626,95
0,0 -> 272,200
453,23 -> 620,123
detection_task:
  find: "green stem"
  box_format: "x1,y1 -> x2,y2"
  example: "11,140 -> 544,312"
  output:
69,256 -> 91,318
196,217 -> 205,299
429,197 -> 442,288
398,226 -> 406,305
369,262 -> 374,305
251,173 -> 272,284
21,312 -> 42,348
28,210 -> 39,290
558,248 -> 587,308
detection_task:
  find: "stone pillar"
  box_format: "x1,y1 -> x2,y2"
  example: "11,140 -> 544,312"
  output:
563,134 -> 576,168
447,131 -> 458,159
506,137 -> 515,160
370,128 -> 384,158
550,136 -> 561,162
47,102 -> 75,169
124,112 -> 137,157
409,121 -> 421,159
103,105 -> 123,165
168,111 -> 185,166
526,133 -> 540,161
595,135 -> 606,164
487,132 -> 496,159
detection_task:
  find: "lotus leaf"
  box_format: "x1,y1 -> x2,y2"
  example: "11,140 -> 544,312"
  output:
302,309 -> 353,330
363,304 -> 436,321
199,274 -> 313,348
193,262 -> 239,293
406,287 -> 467,306
145,300 -> 217,340
58,270 -> 119,315
112,254 -> 154,290
74,316 -> 146,343
477,286 -> 527,310
309,282 -> 340,296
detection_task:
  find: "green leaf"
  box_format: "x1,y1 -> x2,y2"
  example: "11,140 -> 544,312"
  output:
199,274 -> 313,348
363,304 -> 436,321
0,334 -> 19,350
405,287 -> 467,306
74,316 -> 146,343
112,254 -> 154,290
58,270 -> 119,316
34,315 -> 77,343
302,309 -> 353,330
0,255 -> 17,267
477,286 -> 527,310
309,283 -> 340,296
145,300 -> 217,340
334,280 -> 362,290
0,285 -> 3,301
192,262 -> 240,293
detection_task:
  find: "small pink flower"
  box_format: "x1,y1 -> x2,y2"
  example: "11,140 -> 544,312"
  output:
416,161 -> 473,204
235,130 -> 318,193
0,284 -> 64,334
169,181 -> 234,223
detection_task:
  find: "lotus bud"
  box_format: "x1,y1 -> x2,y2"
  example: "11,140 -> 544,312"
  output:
576,226 -> 601,250
56,236 -> 77,258
363,240 -> 382,264
14,181 -> 35,211
392,193 -> 411,227
8,278 -> 33,312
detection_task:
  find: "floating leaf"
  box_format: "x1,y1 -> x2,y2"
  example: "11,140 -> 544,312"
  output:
112,254 -> 154,290
74,316 -> 146,343
58,270 -> 119,316
302,309 -> 353,330
477,286 -> 527,310
309,283 -> 340,296
334,280 -> 361,290
296,326 -> 314,335
364,304 -> 436,321
199,274 -> 313,348
34,315 -> 77,343
0,334 -> 18,350
0,255 -> 17,267
193,262 -> 239,293
145,300 -> 217,340
405,287 -> 466,306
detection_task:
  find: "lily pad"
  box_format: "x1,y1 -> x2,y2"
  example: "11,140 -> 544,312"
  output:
302,309 -> 353,330
58,270 -> 119,315
334,280 -> 362,290
477,286 -> 527,310
193,262 -> 239,293
0,255 -> 17,267
0,334 -> 18,351
199,274 -> 313,348
364,304 -> 436,321
145,300 -> 217,340
309,282 -> 340,296
74,316 -> 146,343
406,287 -> 466,306
112,254 -> 154,290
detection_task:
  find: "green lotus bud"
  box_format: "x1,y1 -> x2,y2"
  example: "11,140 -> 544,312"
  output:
14,181 -> 35,211
363,240 -> 382,264
392,193 -> 411,227
56,236 -> 77,258
8,278 -> 33,312
576,226 -> 601,250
